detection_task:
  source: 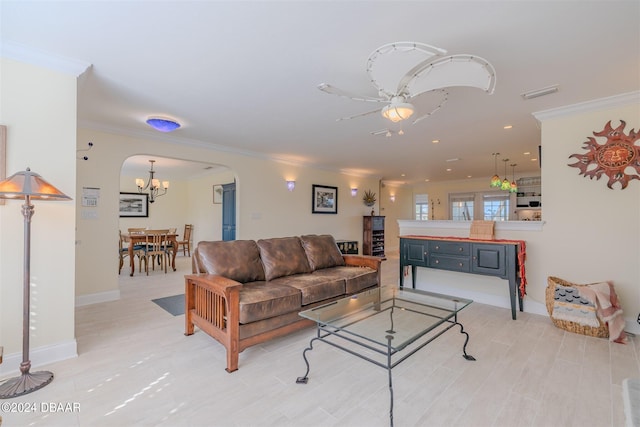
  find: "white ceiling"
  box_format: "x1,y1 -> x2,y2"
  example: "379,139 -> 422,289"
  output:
3,1 -> 639,184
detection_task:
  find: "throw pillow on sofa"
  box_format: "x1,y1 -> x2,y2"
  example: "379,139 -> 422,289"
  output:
194,240 -> 265,283
257,237 -> 311,281
300,234 -> 346,270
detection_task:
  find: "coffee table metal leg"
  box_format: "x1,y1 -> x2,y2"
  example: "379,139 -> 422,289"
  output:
386,334 -> 394,427
296,335 -> 320,384
455,322 -> 476,361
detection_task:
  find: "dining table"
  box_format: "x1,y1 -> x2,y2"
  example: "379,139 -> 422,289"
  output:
127,232 -> 178,276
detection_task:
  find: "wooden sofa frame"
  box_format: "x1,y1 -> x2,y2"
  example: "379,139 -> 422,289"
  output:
184,255 -> 383,372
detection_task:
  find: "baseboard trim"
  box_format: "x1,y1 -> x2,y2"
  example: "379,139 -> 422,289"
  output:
75,289 -> 120,307
0,340 -> 77,377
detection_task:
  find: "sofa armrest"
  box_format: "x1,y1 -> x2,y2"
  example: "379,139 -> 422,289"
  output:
184,274 -> 243,336
184,274 -> 243,372
343,254 -> 385,270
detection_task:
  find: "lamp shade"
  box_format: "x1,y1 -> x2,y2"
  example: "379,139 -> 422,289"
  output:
0,168 -> 71,200
381,103 -> 414,123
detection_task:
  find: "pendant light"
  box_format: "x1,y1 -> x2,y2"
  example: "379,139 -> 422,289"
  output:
490,153 -> 501,188
500,159 -> 511,191
509,164 -> 518,193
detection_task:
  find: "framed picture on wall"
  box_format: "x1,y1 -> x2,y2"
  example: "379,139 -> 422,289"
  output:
213,184 -> 223,204
312,184 -> 338,214
119,192 -> 149,217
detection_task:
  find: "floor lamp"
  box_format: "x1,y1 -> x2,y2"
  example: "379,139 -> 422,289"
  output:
0,168 -> 70,399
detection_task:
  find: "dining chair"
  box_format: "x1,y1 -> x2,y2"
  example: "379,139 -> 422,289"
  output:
177,224 -> 193,257
119,230 -> 145,274
143,229 -> 170,275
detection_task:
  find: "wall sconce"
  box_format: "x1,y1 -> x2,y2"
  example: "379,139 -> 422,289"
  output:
286,180 -> 295,191
390,194 -> 396,202
351,188 -> 358,197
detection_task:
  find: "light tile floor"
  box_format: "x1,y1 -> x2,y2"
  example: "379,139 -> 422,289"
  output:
1,253 -> 638,426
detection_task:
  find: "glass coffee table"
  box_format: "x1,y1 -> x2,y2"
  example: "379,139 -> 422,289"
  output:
296,286 -> 475,427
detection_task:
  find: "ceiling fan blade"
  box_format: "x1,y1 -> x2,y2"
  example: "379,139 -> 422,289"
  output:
370,128 -> 394,137
366,42 -> 447,98
317,83 -> 385,103
336,107 -> 383,121
398,54 -> 497,97
410,89 -> 449,124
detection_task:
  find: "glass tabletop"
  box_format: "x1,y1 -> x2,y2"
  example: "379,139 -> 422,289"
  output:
299,286 -> 472,351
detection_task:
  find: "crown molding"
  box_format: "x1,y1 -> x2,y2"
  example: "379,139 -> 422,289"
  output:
533,91 -> 640,122
1,40 -> 91,77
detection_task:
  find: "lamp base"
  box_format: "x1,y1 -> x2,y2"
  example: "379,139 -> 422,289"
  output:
0,371 -> 53,399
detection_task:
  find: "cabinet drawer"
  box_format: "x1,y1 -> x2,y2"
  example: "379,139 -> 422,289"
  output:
429,255 -> 470,272
429,241 -> 470,256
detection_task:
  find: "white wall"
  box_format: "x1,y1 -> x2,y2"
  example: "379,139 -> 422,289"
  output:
0,58 -> 79,373
74,128 -> 382,304
398,94 -> 640,334
536,95 -> 639,333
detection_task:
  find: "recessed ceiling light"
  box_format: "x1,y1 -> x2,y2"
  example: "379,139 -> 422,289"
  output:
503,125 -> 513,129
446,168 -> 452,172
531,158 -> 538,161
424,179 -> 430,182
467,175 -> 472,178
401,173 -> 406,177
432,139 -> 440,144
446,158 -> 459,162
524,151 -> 531,155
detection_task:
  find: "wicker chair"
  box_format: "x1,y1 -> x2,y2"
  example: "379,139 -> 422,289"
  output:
545,276 -> 609,338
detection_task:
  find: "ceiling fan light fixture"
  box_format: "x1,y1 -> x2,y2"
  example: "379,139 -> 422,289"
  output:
381,103 -> 414,123
146,117 -> 181,132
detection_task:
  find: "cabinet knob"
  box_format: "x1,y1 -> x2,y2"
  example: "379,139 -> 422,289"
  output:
459,263 -> 463,267
459,247 -> 463,252
435,260 -> 439,264
435,245 -> 439,250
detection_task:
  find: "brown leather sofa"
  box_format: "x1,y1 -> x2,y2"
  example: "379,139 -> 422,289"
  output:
184,234 -> 384,372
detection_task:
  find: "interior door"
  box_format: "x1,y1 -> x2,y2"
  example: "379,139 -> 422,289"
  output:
222,182 -> 236,241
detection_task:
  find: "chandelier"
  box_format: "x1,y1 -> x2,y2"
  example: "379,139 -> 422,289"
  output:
135,160 -> 169,203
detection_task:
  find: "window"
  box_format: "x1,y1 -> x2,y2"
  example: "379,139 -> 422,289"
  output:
483,194 -> 510,221
450,194 -> 474,221
415,194 -> 429,220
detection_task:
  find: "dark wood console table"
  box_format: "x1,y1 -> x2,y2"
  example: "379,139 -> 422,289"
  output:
399,235 -> 526,319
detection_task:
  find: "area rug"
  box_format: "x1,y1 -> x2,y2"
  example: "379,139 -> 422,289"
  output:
152,294 -> 185,316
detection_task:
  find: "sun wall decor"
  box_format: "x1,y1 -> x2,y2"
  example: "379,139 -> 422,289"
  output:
568,120 -> 640,189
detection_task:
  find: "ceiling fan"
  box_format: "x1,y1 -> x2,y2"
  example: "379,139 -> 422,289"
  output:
318,41 -> 496,130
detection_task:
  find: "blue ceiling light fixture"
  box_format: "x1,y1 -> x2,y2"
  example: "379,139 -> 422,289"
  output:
146,117 -> 181,132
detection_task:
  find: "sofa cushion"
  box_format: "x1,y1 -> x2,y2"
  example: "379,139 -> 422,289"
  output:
257,237 -> 311,281
270,274 -> 345,305
196,240 -> 265,283
313,266 -> 378,294
239,281 -> 302,324
300,234 -> 346,271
